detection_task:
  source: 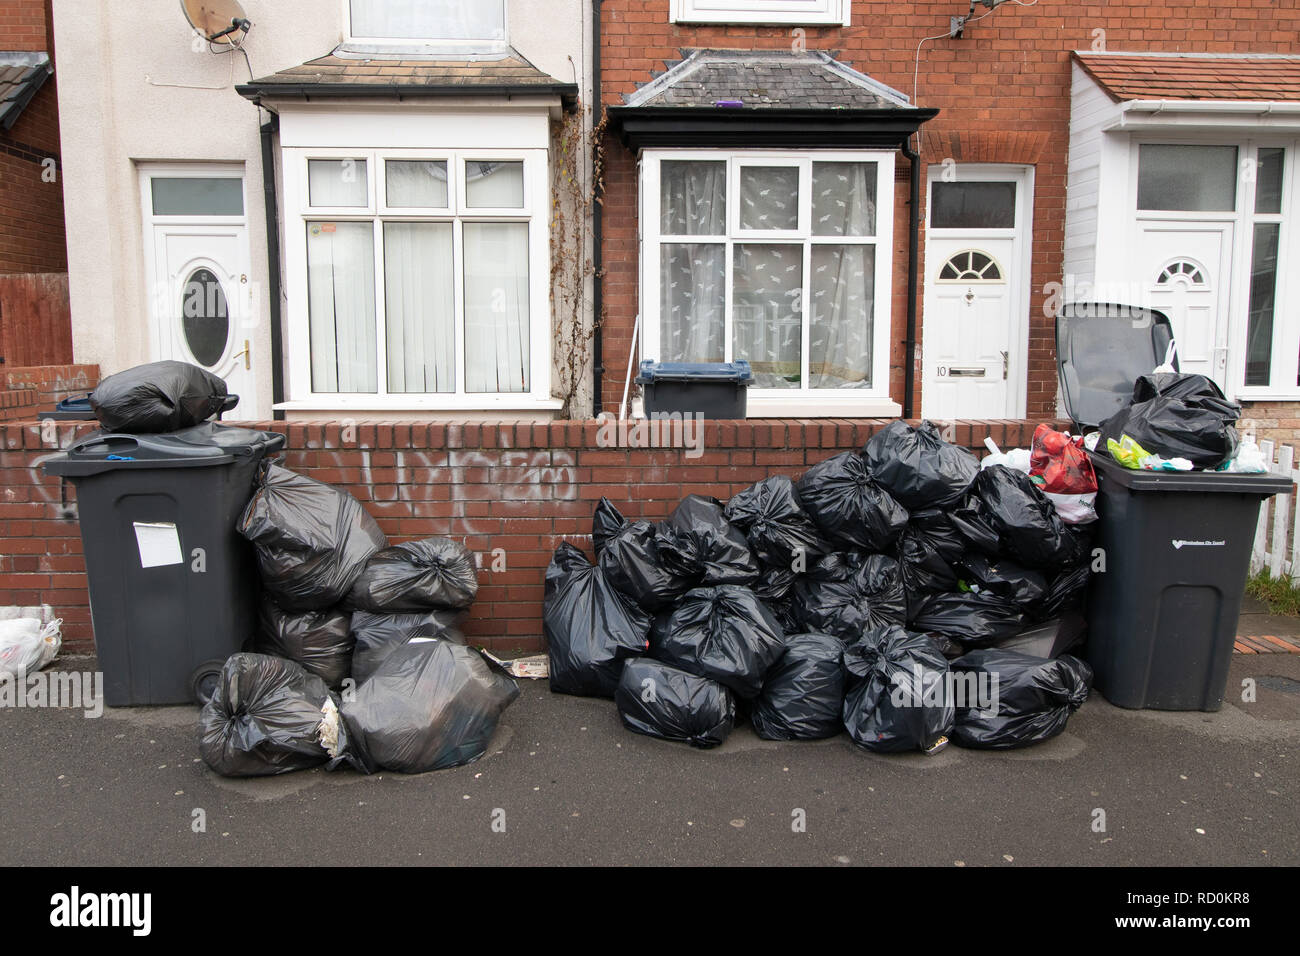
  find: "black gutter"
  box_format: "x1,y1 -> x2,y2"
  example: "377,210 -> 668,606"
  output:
609,106 -> 939,150
236,82 -> 580,111
259,115 -> 286,421
901,138 -> 921,420
591,0 -> 603,415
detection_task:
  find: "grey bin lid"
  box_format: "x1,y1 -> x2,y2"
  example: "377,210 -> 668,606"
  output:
43,422 -> 285,478
1056,302 -> 1176,430
636,360 -> 753,385
1089,449 -> 1292,496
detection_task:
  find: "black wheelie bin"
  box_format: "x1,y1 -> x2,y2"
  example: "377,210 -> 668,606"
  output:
1057,302 -> 1291,711
44,422 -> 284,706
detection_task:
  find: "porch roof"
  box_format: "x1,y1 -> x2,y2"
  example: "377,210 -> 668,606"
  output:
0,51 -> 52,132
236,47 -> 577,108
1073,52 -> 1300,103
609,49 -> 937,150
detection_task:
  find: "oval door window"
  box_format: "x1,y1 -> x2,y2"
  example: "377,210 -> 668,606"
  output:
181,268 -> 229,368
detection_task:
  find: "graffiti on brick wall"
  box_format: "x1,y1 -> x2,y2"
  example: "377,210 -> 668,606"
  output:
296,447 -> 578,537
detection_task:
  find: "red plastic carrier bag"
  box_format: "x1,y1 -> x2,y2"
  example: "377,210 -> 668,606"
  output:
1029,425 -> 1098,495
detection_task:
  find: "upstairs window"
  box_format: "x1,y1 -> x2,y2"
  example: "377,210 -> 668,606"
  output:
670,1 -> 852,26
348,0 -> 506,43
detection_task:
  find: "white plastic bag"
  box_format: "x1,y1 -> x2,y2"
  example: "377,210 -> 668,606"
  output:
1045,491 -> 1098,524
0,616 -> 62,678
1153,340 -> 1178,374
1222,437 -> 1269,474
980,438 -> 1031,473
0,604 -> 55,624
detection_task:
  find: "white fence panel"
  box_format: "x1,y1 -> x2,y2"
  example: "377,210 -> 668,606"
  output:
1249,439 -> 1300,583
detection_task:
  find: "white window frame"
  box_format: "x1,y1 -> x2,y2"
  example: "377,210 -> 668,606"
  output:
641,149 -> 895,413
342,0 -> 508,48
1232,142 -> 1295,398
282,146 -> 553,411
1128,135 -> 1299,399
669,0 -> 852,26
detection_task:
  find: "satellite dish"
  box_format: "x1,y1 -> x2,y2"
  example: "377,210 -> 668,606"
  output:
180,0 -> 251,46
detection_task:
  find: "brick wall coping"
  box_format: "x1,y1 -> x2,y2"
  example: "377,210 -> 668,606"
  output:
2,417 -> 1069,454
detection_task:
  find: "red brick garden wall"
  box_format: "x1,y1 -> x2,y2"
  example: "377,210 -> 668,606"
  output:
596,0 -> 1300,417
0,415 -> 1062,654
0,0 -> 65,275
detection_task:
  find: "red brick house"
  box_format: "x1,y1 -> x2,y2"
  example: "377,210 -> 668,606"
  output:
6,1 -> 1300,656
0,0 -> 82,422
595,0 -> 1300,435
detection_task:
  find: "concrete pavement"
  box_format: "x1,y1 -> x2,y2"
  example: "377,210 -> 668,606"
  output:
1,652 -> 1297,867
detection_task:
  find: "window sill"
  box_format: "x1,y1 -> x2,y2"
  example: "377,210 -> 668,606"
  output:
1236,392 -> 1300,404
334,41 -> 511,60
633,395 -> 902,419
276,396 -> 564,413
744,395 -> 902,418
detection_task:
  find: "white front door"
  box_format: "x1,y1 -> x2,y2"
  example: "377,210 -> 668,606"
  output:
1135,224 -> 1233,386
922,166 -> 1032,419
140,166 -> 261,419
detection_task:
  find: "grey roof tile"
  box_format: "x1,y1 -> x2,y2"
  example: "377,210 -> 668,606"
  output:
0,52 -> 52,132
624,49 -> 914,111
245,47 -> 569,93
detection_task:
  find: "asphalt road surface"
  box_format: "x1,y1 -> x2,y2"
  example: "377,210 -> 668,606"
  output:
2,654 -> 1297,867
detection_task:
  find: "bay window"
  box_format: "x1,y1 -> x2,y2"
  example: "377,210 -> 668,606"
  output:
284,148 -> 549,407
642,151 -> 894,405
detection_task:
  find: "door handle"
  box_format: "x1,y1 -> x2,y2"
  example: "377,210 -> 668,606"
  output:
231,339 -> 250,371
1001,350 -> 1009,381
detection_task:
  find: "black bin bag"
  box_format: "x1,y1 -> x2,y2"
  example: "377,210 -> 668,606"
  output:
911,589 -> 1026,647
895,523 -> 959,619
724,476 -> 829,570
333,640 -> 519,774
345,537 -> 478,612
650,585 -> 786,699
953,553 -> 1048,608
842,626 -> 954,754
948,497 -> 1003,557
751,632 -> 845,740
90,360 -> 230,433
592,497 -> 626,556
543,542 -> 651,698
198,653 -> 334,777
598,515 -> 695,610
752,561 -> 799,603
970,465 -> 1078,569
254,599 -> 354,690
861,420 -> 979,509
657,494 -> 759,585
950,649 -> 1093,749
615,658 -> 735,748
238,462 -> 388,611
793,552 -> 907,641
1099,372 -> 1240,469
350,609 -> 465,685
795,451 -> 908,552
1037,562 -> 1092,621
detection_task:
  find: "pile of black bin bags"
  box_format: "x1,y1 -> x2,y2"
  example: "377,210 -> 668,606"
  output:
544,421 -> 1094,753
198,460 -> 518,778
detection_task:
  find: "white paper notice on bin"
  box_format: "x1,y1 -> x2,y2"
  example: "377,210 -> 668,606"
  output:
133,521 -> 183,568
